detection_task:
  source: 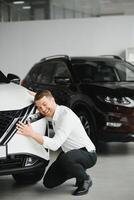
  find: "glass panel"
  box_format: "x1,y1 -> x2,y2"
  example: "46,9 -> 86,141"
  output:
115,62 -> 134,81
28,60 -> 70,84
72,60 -> 134,82
72,62 -> 117,82
33,62 -> 55,84
53,62 -> 70,78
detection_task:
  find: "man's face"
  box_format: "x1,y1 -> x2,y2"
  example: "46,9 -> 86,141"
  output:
35,96 -> 55,118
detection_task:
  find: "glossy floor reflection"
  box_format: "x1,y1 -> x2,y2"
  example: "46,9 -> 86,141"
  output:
0,142 -> 134,200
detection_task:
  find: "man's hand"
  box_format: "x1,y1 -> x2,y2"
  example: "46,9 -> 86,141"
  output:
16,121 -> 44,145
28,90 -> 36,96
16,121 -> 33,137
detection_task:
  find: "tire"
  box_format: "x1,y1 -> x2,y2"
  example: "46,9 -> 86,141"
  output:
75,109 -> 97,146
12,168 -> 45,184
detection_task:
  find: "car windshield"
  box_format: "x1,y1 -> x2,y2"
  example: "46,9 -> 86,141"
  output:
72,59 -> 134,82
0,71 -> 9,83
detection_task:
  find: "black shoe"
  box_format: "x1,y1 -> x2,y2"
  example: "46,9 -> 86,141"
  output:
72,178 -> 93,196
74,175 -> 89,187
74,179 -> 82,187
74,175 -> 91,187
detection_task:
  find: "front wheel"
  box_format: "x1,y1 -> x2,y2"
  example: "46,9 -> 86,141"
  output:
75,109 -> 97,146
12,168 -> 45,184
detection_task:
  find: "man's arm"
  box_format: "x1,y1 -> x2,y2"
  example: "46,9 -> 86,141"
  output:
28,90 -> 36,96
16,121 -> 44,144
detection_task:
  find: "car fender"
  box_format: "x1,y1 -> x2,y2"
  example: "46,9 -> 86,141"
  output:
7,118 -> 49,161
69,93 -> 96,111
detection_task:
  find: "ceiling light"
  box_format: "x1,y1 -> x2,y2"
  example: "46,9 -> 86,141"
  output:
13,1 -> 24,4
22,6 -> 31,9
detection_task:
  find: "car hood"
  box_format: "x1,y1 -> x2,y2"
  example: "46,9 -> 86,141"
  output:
0,83 -> 34,111
81,82 -> 134,96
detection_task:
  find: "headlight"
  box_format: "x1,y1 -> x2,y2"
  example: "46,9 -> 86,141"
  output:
98,96 -> 133,107
17,105 -> 43,124
105,96 -> 130,105
26,112 -> 43,123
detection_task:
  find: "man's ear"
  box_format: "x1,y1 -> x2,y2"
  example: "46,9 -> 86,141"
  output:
28,90 -> 36,96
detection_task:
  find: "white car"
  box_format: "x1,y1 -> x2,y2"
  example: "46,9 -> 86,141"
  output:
0,71 -> 49,184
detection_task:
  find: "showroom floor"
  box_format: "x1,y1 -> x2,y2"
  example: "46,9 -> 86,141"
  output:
0,142 -> 134,200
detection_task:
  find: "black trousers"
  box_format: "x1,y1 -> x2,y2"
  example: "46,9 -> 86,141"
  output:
43,148 -> 97,188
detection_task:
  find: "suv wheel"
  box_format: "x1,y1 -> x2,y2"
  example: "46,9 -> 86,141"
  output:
75,109 -> 97,145
12,168 -> 45,184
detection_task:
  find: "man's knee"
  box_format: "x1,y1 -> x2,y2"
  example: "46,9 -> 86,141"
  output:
60,155 -> 74,170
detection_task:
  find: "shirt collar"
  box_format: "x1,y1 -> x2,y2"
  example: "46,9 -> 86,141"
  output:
52,104 -> 60,122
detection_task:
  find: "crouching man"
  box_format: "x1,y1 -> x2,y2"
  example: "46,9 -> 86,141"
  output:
16,90 -> 97,196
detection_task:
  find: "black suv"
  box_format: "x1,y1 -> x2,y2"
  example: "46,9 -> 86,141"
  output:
22,55 -> 134,146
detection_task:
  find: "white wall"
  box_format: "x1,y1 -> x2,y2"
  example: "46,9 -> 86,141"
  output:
0,15 -> 134,79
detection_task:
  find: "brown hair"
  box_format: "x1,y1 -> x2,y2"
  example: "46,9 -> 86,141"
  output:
34,90 -> 53,102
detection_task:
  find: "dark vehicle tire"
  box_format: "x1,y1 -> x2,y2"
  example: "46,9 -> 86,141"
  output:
12,168 -> 45,184
75,109 -> 97,146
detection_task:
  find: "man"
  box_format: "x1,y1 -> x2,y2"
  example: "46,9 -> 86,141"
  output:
16,90 -> 97,196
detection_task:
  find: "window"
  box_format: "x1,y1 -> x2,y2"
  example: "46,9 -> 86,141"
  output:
29,60 -> 70,84
72,62 -> 117,82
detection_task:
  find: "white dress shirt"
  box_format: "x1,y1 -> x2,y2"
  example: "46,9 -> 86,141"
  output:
43,105 -> 96,152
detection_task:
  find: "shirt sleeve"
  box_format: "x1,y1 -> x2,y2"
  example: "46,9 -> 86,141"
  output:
42,112 -> 73,151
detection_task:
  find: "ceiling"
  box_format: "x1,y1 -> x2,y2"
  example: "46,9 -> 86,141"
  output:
3,0 -> 134,17
1,0 -> 134,22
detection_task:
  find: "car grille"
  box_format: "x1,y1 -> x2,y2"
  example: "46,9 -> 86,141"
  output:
0,104 -> 35,145
0,110 -> 20,137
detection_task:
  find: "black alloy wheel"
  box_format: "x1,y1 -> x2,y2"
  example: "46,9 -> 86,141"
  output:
75,109 -> 97,146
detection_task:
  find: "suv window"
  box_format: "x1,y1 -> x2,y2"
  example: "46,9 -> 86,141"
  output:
53,62 -> 70,78
27,60 -> 71,84
72,62 -> 117,82
115,62 -> 134,81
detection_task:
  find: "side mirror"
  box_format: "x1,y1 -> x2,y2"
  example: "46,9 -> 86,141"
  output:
7,73 -> 21,84
54,76 -> 71,85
